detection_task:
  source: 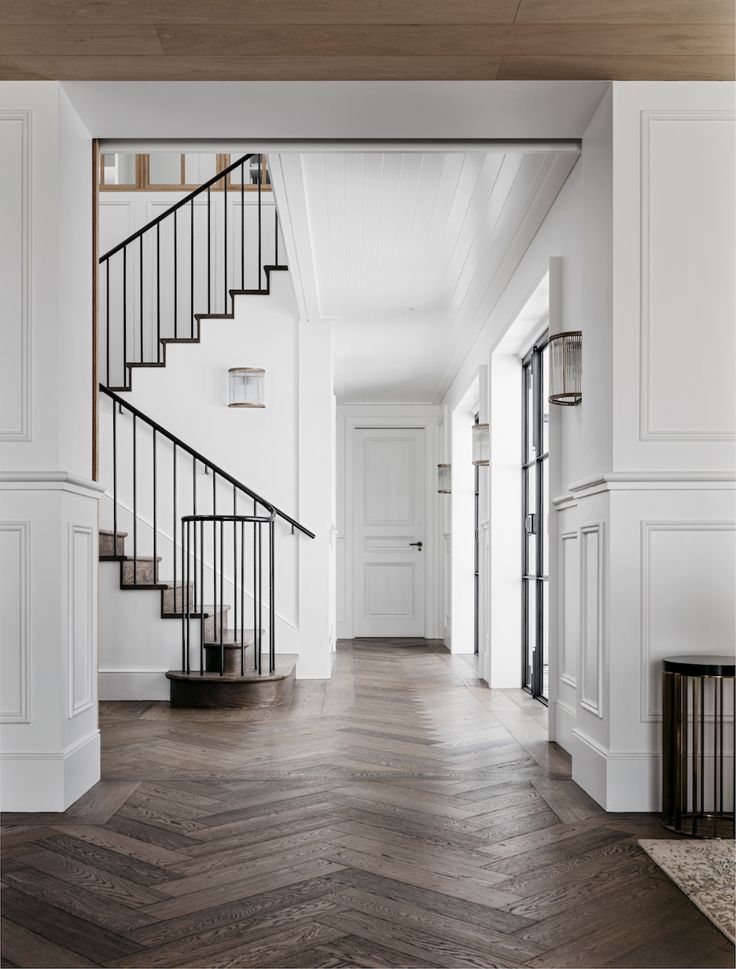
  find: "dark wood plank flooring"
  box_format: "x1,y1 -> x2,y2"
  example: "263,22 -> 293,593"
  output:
2,640 -> 733,968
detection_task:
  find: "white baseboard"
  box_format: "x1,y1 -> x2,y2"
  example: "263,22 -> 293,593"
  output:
555,699 -> 577,755
0,730 -> 100,812
99,670 -> 169,700
572,727 -> 661,812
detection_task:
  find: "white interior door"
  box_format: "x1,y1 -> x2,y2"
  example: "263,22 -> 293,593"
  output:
353,428 -> 425,638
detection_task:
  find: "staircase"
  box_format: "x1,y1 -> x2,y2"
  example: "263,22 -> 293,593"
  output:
97,154 -> 311,707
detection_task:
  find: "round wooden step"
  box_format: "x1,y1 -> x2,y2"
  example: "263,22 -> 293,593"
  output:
166,660 -> 295,709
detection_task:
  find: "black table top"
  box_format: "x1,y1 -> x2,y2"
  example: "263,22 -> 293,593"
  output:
662,655 -> 735,676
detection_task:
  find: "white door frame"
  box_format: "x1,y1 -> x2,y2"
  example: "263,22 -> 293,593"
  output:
340,414 -> 440,641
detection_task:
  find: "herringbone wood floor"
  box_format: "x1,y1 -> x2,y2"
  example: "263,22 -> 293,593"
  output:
2,640 -> 733,968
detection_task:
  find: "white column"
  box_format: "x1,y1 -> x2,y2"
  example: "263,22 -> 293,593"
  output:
297,320 -> 335,678
0,83 -> 101,810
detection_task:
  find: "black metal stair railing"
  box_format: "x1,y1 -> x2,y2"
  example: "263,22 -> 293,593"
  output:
99,153 -> 285,390
99,385 -> 314,675
182,514 -> 277,676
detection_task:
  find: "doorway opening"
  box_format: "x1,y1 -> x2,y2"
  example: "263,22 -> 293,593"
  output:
521,333 -> 550,703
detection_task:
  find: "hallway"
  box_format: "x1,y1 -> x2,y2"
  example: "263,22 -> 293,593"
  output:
2,641 -> 732,968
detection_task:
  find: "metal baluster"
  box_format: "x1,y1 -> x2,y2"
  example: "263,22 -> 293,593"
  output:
207,187 -> 211,313
252,514 -> 257,672
123,247 -> 128,385
173,209 -> 178,339
181,520 -> 186,672
219,519 -> 224,676
257,521 -> 263,675
233,487 -> 237,641
156,223 -> 161,363
190,198 -> 195,339
185,520 -> 191,674
240,162 -> 245,290
132,416 -> 137,585
152,429 -> 157,568
173,443 -> 177,613
224,174 -> 228,313
257,156 -> 262,290
112,399 -> 118,543
139,234 -> 144,362
212,473 -> 217,632
105,260 -> 110,385
275,209 -> 279,266
714,677 -> 719,836
200,519 -> 204,675
269,518 -> 275,674
240,520 -> 245,676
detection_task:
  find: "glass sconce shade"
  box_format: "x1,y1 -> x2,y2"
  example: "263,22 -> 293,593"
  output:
472,423 -> 490,466
437,464 -> 452,494
548,331 -> 582,405
228,367 -> 265,408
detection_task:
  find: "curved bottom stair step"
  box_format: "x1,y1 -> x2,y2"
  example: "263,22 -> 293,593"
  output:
166,657 -> 296,708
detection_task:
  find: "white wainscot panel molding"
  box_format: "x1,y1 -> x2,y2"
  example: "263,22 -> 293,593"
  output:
0,111 -> 32,442
639,110 -> 736,443
0,522 -> 31,723
68,524 -> 95,718
559,529 -> 579,688
580,523 -> 604,718
640,520 -> 736,722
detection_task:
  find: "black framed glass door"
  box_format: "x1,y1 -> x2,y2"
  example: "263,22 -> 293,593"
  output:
522,334 -> 549,702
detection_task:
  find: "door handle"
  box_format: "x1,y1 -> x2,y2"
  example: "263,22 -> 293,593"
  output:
409,541 -> 423,551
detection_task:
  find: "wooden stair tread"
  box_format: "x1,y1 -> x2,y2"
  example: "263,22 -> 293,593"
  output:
120,555 -> 162,562
99,529 -> 128,537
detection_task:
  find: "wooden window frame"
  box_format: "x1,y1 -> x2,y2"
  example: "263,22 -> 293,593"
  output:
99,153 -> 272,193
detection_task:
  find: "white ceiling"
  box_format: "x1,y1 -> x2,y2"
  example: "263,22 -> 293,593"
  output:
272,147 -> 578,402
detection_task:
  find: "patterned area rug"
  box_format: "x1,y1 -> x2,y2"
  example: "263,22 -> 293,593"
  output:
639,839 -> 736,943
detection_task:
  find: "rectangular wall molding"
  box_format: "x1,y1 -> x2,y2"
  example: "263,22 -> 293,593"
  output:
68,523 -> 94,718
640,520 -> 736,723
0,522 -> 31,723
639,109 -> 736,443
580,522 -> 604,718
559,529 -> 579,689
0,110 -> 32,442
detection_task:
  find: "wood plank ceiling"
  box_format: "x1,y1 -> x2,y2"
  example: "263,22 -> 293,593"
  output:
274,149 -> 578,402
0,0 -> 733,81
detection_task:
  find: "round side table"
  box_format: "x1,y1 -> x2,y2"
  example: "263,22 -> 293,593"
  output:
662,655 -> 735,838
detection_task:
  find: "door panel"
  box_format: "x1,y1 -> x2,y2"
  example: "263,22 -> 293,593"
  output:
354,428 -> 425,637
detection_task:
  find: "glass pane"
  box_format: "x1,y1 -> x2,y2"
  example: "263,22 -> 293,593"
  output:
542,581 -> 549,699
526,365 -> 535,462
148,153 -> 183,186
541,456 -> 549,577
526,580 -> 536,687
541,344 -> 550,454
526,463 -> 537,575
184,153 -> 218,185
101,152 -> 137,186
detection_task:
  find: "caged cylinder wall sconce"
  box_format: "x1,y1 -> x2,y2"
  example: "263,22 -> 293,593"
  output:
437,464 -> 452,494
548,331 -> 582,406
471,423 -> 490,466
228,367 -> 265,408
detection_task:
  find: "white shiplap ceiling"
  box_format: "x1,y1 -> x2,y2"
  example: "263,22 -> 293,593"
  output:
271,147 -> 578,402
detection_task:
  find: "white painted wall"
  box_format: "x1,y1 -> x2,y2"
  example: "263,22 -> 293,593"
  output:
0,83 -> 102,811
439,81 -> 736,812
98,270 -> 336,693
